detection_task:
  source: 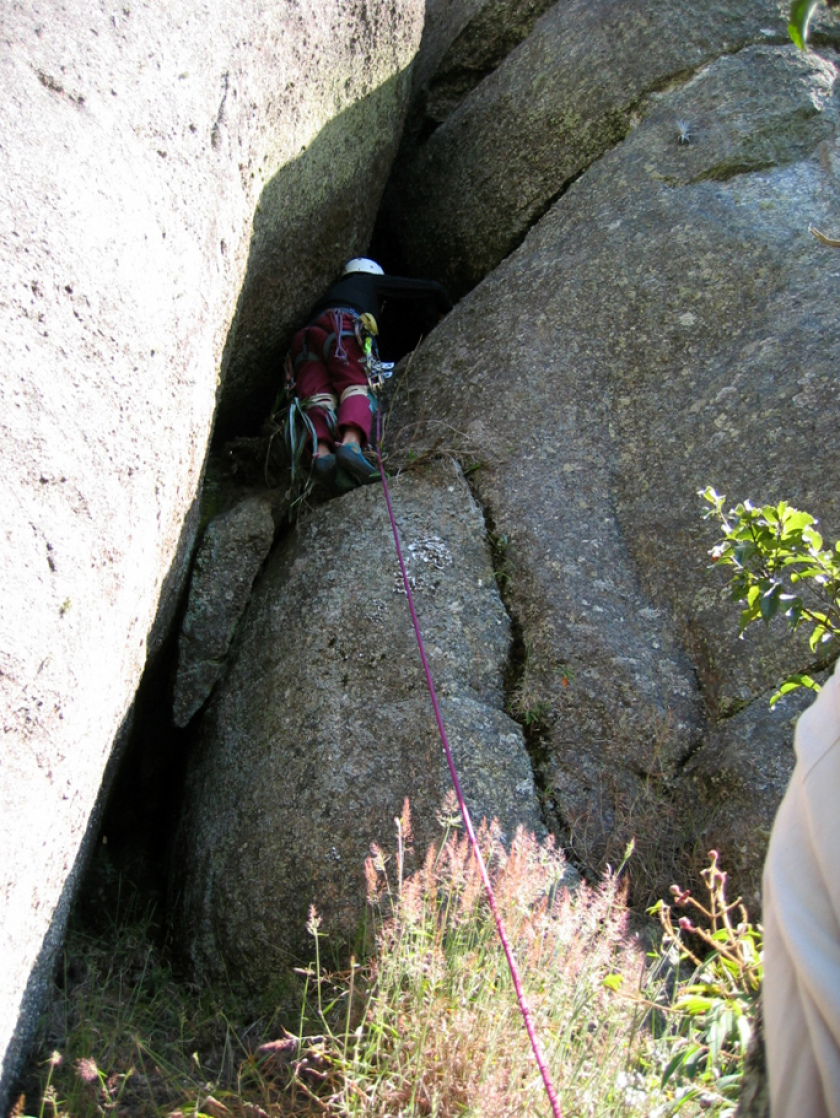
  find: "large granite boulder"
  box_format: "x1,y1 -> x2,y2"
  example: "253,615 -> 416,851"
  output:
411,0 -> 556,125
384,41 -> 840,903
172,495 -> 282,728
385,0 -> 794,299
172,462 -> 545,983
0,0 -> 422,1105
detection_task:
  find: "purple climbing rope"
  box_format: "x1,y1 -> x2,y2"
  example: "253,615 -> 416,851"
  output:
373,411 -> 564,1118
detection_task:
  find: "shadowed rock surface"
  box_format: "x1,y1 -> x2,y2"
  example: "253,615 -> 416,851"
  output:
173,495 -> 283,728
684,683 -> 815,908
173,462 -> 544,982
414,0 -> 556,125
735,996 -> 771,1117
0,0 -> 423,1104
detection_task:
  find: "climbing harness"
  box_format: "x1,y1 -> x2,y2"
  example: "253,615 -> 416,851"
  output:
353,311 -> 395,391
276,308 -> 393,491
372,409 -> 564,1118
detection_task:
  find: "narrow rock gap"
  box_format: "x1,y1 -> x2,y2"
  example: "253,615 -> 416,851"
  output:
63,19 -> 800,956
71,220 -> 447,935
73,454 -> 311,933
462,472 -> 559,838
72,635 -> 191,938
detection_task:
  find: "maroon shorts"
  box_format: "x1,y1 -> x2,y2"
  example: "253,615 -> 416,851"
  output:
289,310 -> 372,449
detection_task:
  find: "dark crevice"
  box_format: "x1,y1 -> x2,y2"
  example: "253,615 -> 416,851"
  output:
686,160 -> 779,186
674,728 -> 710,774
72,638 -> 192,939
675,644 -> 840,778
420,0 -> 557,129
367,206 -> 448,361
461,470 -> 557,836
491,166 -> 588,277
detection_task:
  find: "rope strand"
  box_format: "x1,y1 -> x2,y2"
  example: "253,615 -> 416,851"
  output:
374,413 -> 563,1118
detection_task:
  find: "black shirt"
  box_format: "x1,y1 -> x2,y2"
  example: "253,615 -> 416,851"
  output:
309,272 -> 453,323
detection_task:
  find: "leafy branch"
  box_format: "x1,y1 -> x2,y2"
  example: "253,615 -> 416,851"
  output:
789,0 -> 840,49
646,852 -> 762,1103
700,487 -> 840,703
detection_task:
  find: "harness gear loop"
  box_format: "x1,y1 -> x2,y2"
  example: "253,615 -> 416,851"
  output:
355,313 -> 394,392
339,385 -> 370,404
304,392 -> 339,414
328,309 -> 350,363
282,397 -> 321,485
317,308 -> 394,393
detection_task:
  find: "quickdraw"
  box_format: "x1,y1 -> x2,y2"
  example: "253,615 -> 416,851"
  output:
320,309 -> 395,391
353,311 -> 395,392
280,395 -> 335,487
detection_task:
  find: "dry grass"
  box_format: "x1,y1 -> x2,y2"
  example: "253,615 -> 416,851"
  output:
324,805 -> 645,1117
284,798 -> 708,1117
18,803 -> 756,1118
15,893 -> 325,1118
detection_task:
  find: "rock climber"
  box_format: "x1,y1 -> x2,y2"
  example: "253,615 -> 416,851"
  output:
284,257 -> 452,488
762,654 -> 840,1117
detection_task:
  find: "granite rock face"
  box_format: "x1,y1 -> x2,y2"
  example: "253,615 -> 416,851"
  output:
173,496 -> 280,728
385,41 -> 840,901
172,462 -> 544,982
385,0 -> 791,299
10,0 -> 840,1100
0,0 -> 422,1105
411,0 -> 556,125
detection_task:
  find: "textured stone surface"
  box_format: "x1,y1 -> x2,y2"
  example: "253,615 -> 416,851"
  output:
173,496 -> 279,728
414,0 -> 556,124
214,24 -> 423,436
0,0 -> 422,1105
385,43 -> 840,899
409,0 -> 487,97
684,684 -> 817,910
173,462 -> 544,983
386,0 -> 790,299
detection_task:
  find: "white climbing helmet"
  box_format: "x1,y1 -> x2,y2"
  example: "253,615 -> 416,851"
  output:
343,257 -> 384,276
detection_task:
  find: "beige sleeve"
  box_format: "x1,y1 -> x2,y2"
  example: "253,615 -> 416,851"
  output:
763,659 -> 840,1118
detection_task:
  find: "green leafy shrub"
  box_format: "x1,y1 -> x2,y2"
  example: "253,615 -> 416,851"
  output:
789,0 -> 840,48
700,487 -> 840,703
647,851 -> 762,1114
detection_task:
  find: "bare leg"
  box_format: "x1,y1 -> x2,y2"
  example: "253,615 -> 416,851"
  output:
337,424 -> 363,447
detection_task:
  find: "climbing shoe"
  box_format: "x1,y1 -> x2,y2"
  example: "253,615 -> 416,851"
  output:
335,442 -> 379,485
312,453 -> 337,484
333,467 -> 357,493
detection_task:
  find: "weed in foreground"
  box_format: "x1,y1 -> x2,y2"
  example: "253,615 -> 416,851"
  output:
644,851 -> 763,1113
16,891 -> 324,1118
19,816 -> 760,1118
287,800 -> 754,1117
